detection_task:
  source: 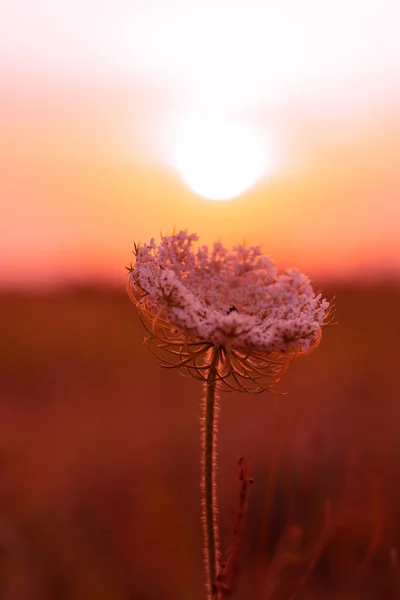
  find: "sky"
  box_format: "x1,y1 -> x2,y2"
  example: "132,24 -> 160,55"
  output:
1,0 -> 400,287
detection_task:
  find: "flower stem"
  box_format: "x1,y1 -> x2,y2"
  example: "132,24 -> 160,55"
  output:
201,349 -> 220,599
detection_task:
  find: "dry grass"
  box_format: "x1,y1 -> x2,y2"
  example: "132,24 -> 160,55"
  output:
0,283 -> 400,599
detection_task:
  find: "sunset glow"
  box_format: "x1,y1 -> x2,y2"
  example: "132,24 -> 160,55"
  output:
1,0 -> 400,286
172,121 -> 269,201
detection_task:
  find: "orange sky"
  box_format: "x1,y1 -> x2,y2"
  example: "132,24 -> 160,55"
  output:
1,0 -> 400,287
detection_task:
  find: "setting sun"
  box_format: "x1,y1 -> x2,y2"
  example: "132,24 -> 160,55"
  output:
172,120 -> 271,201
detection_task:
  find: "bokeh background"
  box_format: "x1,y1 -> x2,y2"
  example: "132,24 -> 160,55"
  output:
1,1 -> 400,598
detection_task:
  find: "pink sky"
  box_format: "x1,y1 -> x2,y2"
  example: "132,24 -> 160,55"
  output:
1,0 -> 400,287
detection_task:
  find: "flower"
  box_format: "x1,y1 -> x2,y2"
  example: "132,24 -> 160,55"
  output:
127,231 -> 330,392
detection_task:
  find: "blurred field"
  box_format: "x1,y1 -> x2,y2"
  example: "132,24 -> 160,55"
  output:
1,283 -> 400,599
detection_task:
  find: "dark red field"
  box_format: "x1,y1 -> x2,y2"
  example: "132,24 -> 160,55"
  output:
1,284 -> 400,599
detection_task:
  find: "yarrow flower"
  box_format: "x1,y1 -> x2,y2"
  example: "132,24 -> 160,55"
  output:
127,231 -> 330,393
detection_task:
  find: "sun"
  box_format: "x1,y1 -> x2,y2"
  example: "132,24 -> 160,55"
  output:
172,120 -> 272,201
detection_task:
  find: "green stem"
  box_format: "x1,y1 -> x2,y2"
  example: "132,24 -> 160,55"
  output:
202,349 -> 220,599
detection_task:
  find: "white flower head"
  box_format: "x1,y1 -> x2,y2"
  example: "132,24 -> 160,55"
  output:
127,231 -> 331,392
